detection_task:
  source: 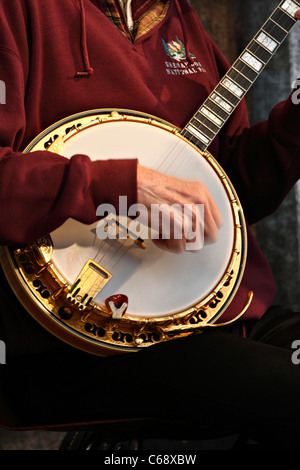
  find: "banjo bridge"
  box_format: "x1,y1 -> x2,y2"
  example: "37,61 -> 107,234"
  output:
67,260 -> 111,310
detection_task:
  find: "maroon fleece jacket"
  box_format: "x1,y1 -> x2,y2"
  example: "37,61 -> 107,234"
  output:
0,0 -> 299,353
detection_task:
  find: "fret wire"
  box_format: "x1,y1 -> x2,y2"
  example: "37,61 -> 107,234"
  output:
194,111 -> 224,133
252,38 -> 276,55
181,128 -> 199,146
280,1 -> 300,18
193,118 -> 218,135
186,123 -> 211,142
187,124 -> 211,146
197,124 -> 215,140
279,5 -> 296,18
194,112 -> 221,133
183,130 -> 200,148
228,67 -> 252,90
192,122 -> 216,141
258,30 -> 280,46
273,7 -> 297,27
203,93 -> 235,115
270,17 -> 289,32
224,73 -> 247,92
221,67 -> 253,93
240,53 -> 264,73
261,25 -> 283,43
245,46 -> 267,64
232,63 -> 259,89
231,61 -> 258,82
263,20 -> 289,42
199,106 -> 224,126
207,96 -> 232,119
211,92 -> 234,114
215,85 -> 240,106
191,117 -> 217,139
206,96 -> 233,116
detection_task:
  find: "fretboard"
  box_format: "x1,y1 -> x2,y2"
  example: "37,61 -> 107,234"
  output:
182,0 -> 300,151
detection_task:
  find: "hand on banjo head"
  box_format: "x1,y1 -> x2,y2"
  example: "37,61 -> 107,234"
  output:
135,7 -> 300,256
137,165 -> 223,253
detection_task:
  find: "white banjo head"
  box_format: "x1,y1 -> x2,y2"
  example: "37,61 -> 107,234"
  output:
2,110 -> 247,355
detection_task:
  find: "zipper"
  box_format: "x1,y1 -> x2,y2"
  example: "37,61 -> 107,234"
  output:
118,0 -> 135,40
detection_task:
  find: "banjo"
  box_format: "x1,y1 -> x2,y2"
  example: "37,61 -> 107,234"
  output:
1,0 -> 298,356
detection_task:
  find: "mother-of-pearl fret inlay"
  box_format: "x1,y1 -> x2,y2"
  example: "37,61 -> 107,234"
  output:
222,78 -> 244,97
181,0 -> 299,151
186,125 -> 210,144
200,107 -> 223,126
281,0 -> 300,17
211,93 -> 233,113
241,52 -> 264,71
256,32 -> 278,51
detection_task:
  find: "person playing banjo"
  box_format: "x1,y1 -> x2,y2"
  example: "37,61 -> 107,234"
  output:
0,0 -> 300,449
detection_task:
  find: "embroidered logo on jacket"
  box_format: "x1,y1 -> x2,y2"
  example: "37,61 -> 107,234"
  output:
162,36 -> 195,61
162,36 -> 206,76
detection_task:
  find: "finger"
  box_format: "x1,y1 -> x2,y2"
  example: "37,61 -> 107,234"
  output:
190,189 -> 220,242
163,190 -> 219,245
194,183 -> 223,229
207,194 -> 223,229
203,206 -> 219,243
184,181 -> 223,232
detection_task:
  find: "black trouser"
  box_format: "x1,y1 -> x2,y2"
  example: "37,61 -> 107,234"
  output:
2,305 -> 300,448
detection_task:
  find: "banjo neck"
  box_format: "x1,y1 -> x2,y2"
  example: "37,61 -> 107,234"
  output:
182,0 -> 300,151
